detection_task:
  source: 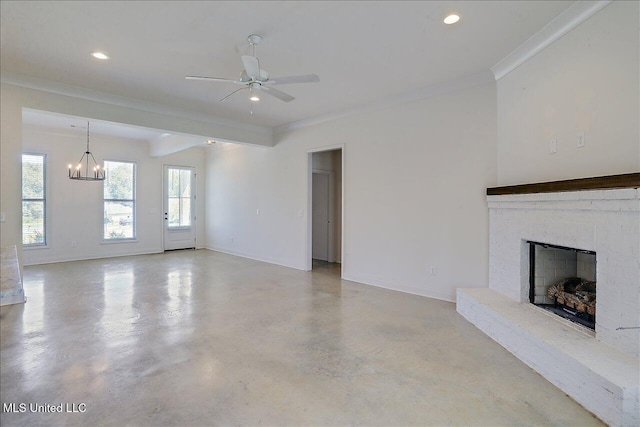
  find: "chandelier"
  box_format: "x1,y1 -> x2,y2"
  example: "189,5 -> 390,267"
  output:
68,121 -> 105,181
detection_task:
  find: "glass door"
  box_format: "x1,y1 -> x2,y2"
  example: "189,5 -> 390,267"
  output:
163,165 -> 196,250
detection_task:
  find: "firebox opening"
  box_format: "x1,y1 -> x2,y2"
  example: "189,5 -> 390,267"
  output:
528,241 -> 596,330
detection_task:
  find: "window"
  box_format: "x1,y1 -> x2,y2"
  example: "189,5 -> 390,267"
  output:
22,154 -> 46,246
167,167 -> 192,228
103,160 -> 136,240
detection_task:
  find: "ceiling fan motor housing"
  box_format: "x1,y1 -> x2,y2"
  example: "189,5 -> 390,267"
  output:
248,34 -> 262,46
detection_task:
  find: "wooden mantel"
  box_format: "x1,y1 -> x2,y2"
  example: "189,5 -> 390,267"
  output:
487,173 -> 640,196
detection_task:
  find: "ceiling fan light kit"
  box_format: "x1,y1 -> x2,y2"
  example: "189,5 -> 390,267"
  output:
249,83 -> 261,102
186,34 -> 319,110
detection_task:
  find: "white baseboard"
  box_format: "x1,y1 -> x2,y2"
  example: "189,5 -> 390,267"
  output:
342,272 -> 456,303
205,246 -> 304,271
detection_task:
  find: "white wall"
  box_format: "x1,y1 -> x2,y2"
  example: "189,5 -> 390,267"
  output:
21,126 -> 206,265
0,85 -> 24,266
497,1 -> 639,185
206,83 -> 497,301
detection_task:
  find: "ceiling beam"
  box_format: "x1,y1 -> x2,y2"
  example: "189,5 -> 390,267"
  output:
1,74 -> 274,147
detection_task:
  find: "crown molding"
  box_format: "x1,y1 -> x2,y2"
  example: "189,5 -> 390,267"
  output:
0,71 -> 272,137
491,0 -> 613,81
275,70 -> 495,136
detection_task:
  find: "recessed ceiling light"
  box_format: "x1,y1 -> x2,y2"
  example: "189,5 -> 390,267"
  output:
90,51 -> 109,60
444,14 -> 460,25
204,139 -> 216,145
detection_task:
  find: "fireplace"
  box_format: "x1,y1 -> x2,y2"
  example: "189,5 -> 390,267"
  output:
528,241 -> 596,330
456,173 -> 640,427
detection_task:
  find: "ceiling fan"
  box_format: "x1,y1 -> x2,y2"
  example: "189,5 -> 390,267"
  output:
186,34 -> 319,106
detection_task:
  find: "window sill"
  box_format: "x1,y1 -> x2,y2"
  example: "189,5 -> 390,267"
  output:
100,239 -> 138,245
23,244 -> 49,251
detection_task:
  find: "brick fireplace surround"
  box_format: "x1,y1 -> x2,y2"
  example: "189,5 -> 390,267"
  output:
457,174 -> 639,427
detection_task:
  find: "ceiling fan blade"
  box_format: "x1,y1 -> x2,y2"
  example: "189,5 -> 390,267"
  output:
266,74 -> 320,85
241,55 -> 260,78
186,75 -> 241,84
261,86 -> 295,102
220,87 -> 247,102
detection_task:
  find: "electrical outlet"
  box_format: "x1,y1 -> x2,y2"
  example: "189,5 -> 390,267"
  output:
429,266 -> 437,276
550,139 -> 557,154
577,131 -> 585,148
71,240 -> 77,247
256,208 -> 260,216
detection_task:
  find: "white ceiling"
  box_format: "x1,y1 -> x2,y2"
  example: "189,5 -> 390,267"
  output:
2,1 -> 573,132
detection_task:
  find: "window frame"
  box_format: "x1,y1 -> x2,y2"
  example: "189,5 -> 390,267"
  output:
166,166 -> 194,230
102,159 -> 137,242
21,153 -> 48,248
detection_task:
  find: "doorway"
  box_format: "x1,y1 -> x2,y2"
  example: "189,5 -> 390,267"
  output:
163,165 -> 196,250
312,171 -> 332,262
308,148 -> 343,272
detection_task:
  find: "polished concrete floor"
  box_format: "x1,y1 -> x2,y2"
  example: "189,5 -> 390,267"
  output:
1,250 -> 602,426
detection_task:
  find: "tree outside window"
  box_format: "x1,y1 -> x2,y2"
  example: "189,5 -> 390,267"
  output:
167,167 -> 192,228
22,154 -> 46,246
103,160 -> 136,240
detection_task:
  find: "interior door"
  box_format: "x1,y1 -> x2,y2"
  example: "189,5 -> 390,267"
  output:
164,165 -> 196,250
312,172 -> 329,261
